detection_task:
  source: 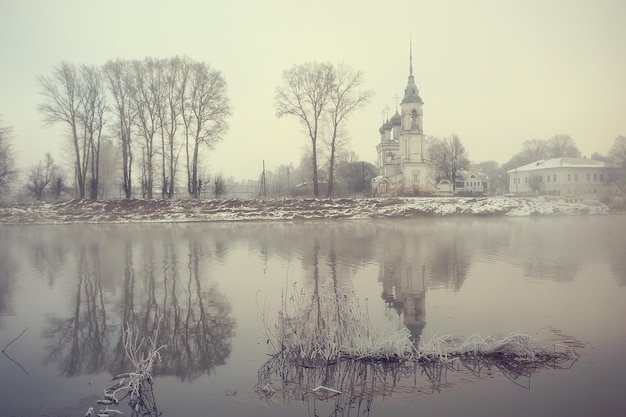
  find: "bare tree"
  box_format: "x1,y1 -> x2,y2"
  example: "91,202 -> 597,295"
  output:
546,134 -> 580,158
183,61 -> 231,198
504,136 -> 582,177
38,63 -> 107,200
472,160 -> 507,196
521,139 -> 548,162
324,64 -> 372,197
25,152 -> 58,200
213,173 -> 227,198
609,135 -> 626,170
427,136 -> 450,182
275,62 -> 335,197
335,159 -> 377,195
38,63 -> 86,198
131,58 -> 162,199
49,169 -> 68,199
448,135 -> 470,189
104,59 -> 136,199
159,57 -> 186,198
79,65 -> 108,199
428,134 -> 469,189
96,139 -> 121,199
0,117 -> 18,196
268,163 -> 294,196
608,135 -> 626,193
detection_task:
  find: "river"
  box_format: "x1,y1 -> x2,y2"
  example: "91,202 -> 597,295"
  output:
0,215 -> 624,416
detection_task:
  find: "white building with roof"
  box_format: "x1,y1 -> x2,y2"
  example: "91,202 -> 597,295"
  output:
507,157 -> 610,197
373,44 -> 436,197
454,171 -> 489,195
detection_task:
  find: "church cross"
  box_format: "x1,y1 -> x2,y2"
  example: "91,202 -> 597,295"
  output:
392,94 -> 401,109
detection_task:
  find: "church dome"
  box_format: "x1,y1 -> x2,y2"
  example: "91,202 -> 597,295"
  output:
390,111 -> 401,126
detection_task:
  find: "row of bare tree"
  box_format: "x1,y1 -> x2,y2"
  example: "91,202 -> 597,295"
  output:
37,57 -> 231,199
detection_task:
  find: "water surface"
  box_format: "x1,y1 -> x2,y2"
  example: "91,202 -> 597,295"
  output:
1,215 -> 625,416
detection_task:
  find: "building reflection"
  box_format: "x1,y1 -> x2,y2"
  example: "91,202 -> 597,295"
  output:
375,220 -> 473,340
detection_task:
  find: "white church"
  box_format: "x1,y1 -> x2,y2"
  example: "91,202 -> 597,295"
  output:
373,47 -> 437,197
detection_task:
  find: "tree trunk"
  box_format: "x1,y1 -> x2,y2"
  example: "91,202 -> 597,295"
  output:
312,139 -> 319,197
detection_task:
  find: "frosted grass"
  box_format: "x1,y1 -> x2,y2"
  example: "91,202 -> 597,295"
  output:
258,283 -> 578,399
86,319 -> 166,417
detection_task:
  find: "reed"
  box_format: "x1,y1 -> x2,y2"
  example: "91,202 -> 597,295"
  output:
257,283 -> 579,407
259,282 -> 578,390
86,318 -> 166,417
259,282 -> 418,366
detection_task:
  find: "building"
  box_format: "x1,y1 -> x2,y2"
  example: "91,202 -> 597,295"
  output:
373,45 -> 436,197
453,171 -> 489,196
507,157 -> 611,197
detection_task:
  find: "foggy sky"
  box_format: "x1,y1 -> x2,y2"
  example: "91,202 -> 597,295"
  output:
1,0 -> 625,181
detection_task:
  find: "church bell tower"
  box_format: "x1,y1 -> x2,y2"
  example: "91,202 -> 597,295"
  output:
399,39 -> 424,162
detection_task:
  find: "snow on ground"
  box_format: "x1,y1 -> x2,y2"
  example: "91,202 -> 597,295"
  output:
0,196 -> 613,225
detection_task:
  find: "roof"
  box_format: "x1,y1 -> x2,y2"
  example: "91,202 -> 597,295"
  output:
390,111 -> 401,126
456,171 -> 489,181
378,119 -> 392,133
507,157 -> 606,173
401,75 -> 423,104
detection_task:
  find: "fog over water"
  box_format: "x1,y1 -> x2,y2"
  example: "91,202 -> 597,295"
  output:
0,215 -> 625,416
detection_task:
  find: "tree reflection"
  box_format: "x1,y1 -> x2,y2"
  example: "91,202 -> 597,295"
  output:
44,244 -> 110,375
44,230 -> 235,382
30,239 -> 67,287
0,245 -> 18,327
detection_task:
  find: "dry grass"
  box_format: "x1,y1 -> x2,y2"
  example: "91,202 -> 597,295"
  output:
257,283 -> 579,403
86,319 -> 166,417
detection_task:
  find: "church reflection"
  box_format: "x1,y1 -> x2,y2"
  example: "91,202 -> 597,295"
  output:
380,265 -> 427,340
375,220 -> 473,340
246,220 -> 474,342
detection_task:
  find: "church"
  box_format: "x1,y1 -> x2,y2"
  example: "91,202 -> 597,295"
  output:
373,46 -> 436,196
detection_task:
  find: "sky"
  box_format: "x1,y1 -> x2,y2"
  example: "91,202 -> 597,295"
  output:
1,0 -> 625,182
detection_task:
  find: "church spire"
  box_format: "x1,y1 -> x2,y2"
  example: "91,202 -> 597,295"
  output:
409,35 -> 413,76
402,36 -> 423,105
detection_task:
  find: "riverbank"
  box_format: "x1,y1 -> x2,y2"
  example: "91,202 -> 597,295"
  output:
0,196 -> 614,225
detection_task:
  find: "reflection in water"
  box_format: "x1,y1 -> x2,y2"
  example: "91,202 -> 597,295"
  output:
257,339 -> 578,417
1,215 -> 624,416
0,244 -> 18,326
45,245 -> 110,375
43,228 -> 235,381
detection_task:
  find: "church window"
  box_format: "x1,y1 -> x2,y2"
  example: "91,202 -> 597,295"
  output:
593,173 -> 597,181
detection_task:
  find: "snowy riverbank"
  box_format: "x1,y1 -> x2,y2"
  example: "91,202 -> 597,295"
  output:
0,196 -> 615,225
